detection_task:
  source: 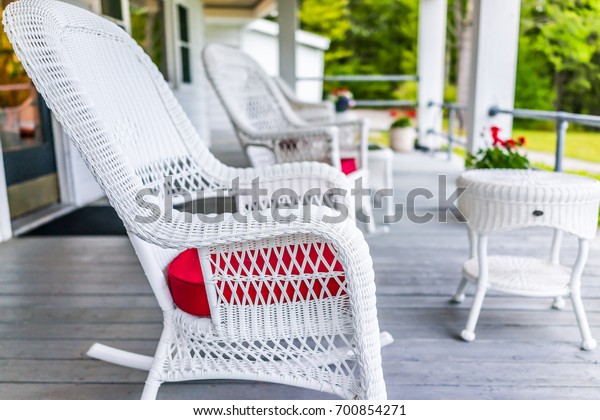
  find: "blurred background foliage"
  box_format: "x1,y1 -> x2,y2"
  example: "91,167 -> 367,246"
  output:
299,0 -> 600,128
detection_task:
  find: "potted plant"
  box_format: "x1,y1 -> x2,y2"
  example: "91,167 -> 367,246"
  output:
466,126 -> 530,169
327,88 -> 355,113
390,116 -> 416,152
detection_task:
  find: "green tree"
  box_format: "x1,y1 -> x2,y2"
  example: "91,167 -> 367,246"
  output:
299,0 -> 352,65
300,0 -> 600,119
517,0 -> 600,114
300,0 -> 418,101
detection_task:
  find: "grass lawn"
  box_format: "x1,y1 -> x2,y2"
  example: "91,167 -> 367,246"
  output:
370,128 -> 600,163
509,129 -> 600,163
369,131 -> 391,148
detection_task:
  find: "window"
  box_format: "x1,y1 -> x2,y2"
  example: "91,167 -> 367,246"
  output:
129,0 -> 168,79
101,0 -> 126,27
101,0 -> 123,20
177,4 -> 192,84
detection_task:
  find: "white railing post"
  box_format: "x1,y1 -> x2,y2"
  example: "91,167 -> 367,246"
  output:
0,147 -> 12,242
417,0 -> 448,150
278,0 -> 298,91
447,106 -> 456,160
555,118 -> 568,172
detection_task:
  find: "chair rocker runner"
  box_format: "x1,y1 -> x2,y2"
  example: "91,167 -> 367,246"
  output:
202,44 -> 386,234
3,0 -> 389,399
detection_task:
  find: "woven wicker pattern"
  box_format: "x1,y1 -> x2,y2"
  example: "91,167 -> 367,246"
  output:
3,0 -> 386,399
458,169 -> 600,239
202,43 -> 367,170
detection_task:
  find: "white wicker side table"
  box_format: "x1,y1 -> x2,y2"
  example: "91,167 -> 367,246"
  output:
452,169 -> 600,350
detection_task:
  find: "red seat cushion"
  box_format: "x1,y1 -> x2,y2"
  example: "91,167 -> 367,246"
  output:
167,244 -> 346,317
340,158 -> 357,175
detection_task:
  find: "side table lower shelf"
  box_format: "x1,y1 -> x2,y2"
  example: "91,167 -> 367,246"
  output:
463,256 -> 571,298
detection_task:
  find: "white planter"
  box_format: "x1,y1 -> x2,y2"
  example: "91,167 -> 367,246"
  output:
390,127 -> 416,152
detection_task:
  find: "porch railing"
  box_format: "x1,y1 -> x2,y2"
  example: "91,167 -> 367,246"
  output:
303,77 -> 600,173
430,103 -> 600,172
427,102 -> 467,161
297,74 -> 418,108
489,106 -> 600,172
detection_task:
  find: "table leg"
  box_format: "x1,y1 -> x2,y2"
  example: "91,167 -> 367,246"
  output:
451,277 -> 468,303
461,234 -> 488,342
570,239 -> 597,350
452,227 -> 477,303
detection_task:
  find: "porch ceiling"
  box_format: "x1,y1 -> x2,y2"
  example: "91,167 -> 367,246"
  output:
204,0 -> 274,19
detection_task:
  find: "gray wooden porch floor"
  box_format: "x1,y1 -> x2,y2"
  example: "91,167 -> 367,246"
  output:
2,151 -> 600,399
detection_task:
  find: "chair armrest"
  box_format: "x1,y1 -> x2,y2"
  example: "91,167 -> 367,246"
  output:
242,126 -> 341,168
244,125 -> 338,143
293,102 -> 335,124
233,161 -> 350,189
294,100 -> 334,113
160,161 -> 354,214
316,118 -> 369,170
231,161 -> 355,216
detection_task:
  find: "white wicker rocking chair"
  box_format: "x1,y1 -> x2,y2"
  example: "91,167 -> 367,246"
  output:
202,44 -> 386,234
4,0 -> 388,400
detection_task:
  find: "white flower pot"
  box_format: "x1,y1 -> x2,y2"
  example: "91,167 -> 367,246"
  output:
390,127 -> 416,152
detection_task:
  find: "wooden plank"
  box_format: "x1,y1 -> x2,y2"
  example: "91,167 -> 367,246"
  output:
4,382 -> 599,400
0,323 -> 163,340
0,358 -> 598,389
0,339 -> 157,360
0,295 -> 159,309
0,382 -> 336,400
0,308 -> 162,324
386,385 -> 600,400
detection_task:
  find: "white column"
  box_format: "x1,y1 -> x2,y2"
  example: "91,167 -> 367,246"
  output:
278,0 -> 298,90
466,0 -> 521,153
417,0 -> 447,150
0,154 -> 12,242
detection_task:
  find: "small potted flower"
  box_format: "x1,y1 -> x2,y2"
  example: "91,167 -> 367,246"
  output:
390,114 -> 416,152
328,88 -> 355,113
466,126 -> 529,169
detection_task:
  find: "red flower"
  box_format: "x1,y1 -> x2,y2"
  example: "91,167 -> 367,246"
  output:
406,109 -> 417,118
506,139 -> 517,148
518,136 -> 526,146
389,109 -> 400,117
490,126 -> 502,144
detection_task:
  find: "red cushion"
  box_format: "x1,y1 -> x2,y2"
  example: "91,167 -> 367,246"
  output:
168,249 -> 211,317
340,158 -> 357,175
167,243 -> 346,317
